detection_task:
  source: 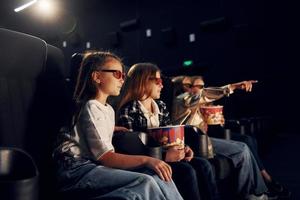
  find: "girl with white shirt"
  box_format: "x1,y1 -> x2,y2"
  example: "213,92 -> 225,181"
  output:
53,51 -> 183,200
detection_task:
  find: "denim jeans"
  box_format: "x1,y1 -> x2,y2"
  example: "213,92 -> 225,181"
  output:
189,157 -> 221,200
56,157 -> 183,200
168,161 -> 201,200
165,157 -> 220,200
230,133 -> 265,171
210,138 -> 268,197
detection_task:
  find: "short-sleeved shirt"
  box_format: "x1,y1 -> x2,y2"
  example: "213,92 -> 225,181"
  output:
74,99 -> 115,161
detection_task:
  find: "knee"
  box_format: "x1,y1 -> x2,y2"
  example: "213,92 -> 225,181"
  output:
180,164 -> 198,182
240,143 -> 252,159
195,158 -> 214,173
235,140 -> 250,152
241,135 -> 255,147
232,140 -> 251,158
202,159 -> 213,171
185,169 -> 198,185
137,173 -> 157,185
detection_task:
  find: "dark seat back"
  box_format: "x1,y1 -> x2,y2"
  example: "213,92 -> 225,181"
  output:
0,28 -> 47,148
0,28 -> 70,199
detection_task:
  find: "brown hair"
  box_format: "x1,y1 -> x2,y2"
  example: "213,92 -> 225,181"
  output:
72,51 -> 122,125
118,63 -> 160,109
73,51 -> 122,103
191,75 -> 204,84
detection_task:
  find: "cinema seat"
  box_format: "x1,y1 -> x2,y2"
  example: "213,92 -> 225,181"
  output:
0,28 -> 70,200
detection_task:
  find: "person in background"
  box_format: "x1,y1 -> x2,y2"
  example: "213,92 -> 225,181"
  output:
172,75 -> 257,132
171,75 -> 271,200
52,51 -> 183,200
117,63 -> 221,200
188,75 -> 291,199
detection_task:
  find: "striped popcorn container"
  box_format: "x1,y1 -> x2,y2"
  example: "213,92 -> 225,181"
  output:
147,125 -> 185,148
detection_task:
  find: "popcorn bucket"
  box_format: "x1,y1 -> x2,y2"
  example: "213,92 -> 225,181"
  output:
147,125 -> 185,148
200,105 -> 224,125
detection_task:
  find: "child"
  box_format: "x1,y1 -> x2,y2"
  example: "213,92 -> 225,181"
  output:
118,63 -> 220,200
184,75 -> 289,199
172,75 -> 272,200
53,52 -> 183,200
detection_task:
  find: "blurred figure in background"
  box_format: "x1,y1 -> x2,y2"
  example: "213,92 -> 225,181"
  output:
172,75 -> 290,199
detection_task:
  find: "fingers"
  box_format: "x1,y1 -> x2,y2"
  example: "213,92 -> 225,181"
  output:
180,150 -> 186,160
189,149 -> 194,158
240,80 -> 258,92
167,162 -> 172,175
161,164 -> 172,181
154,167 -> 165,181
243,82 -> 251,92
155,162 -> 172,182
184,156 -> 193,162
184,147 -> 194,160
248,82 -> 253,92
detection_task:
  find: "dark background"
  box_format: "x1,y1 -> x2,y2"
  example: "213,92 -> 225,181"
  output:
0,0 -> 299,132
1,1 -> 300,198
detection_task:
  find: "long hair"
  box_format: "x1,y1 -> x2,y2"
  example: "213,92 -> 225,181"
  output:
72,51 -> 122,126
118,63 -> 160,110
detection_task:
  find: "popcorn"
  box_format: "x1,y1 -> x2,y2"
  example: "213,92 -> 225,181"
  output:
200,105 -> 225,125
147,125 -> 185,148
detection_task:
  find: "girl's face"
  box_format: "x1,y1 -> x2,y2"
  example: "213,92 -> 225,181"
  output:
93,58 -> 125,96
148,71 -> 163,100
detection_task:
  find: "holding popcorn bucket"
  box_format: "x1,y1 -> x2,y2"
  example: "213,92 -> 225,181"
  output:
200,105 -> 225,125
147,125 -> 185,148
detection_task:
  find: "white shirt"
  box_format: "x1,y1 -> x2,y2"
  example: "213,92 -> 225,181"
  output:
138,100 -> 161,128
74,99 -> 115,161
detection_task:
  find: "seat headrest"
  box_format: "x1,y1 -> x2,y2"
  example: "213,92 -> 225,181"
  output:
0,28 -> 47,78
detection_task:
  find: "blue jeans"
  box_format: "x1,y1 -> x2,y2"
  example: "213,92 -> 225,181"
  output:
210,138 -> 267,197
189,157 -> 221,200
56,157 -> 183,200
168,161 -> 201,200
230,133 -> 265,171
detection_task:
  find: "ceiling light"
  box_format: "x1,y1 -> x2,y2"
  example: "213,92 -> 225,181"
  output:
14,0 -> 38,12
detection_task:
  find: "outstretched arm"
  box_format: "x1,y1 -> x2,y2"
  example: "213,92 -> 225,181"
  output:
229,80 -> 258,92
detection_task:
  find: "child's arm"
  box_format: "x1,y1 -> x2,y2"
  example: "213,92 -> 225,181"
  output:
99,151 -> 173,182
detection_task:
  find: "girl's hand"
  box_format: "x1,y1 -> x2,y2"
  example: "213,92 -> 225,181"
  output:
114,126 -> 129,132
184,146 -> 194,162
145,157 -> 172,182
164,145 -> 185,162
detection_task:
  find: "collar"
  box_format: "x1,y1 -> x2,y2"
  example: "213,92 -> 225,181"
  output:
89,99 -> 110,110
138,99 -> 162,116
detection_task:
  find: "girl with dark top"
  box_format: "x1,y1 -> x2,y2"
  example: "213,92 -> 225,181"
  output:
117,63 -> 221,200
